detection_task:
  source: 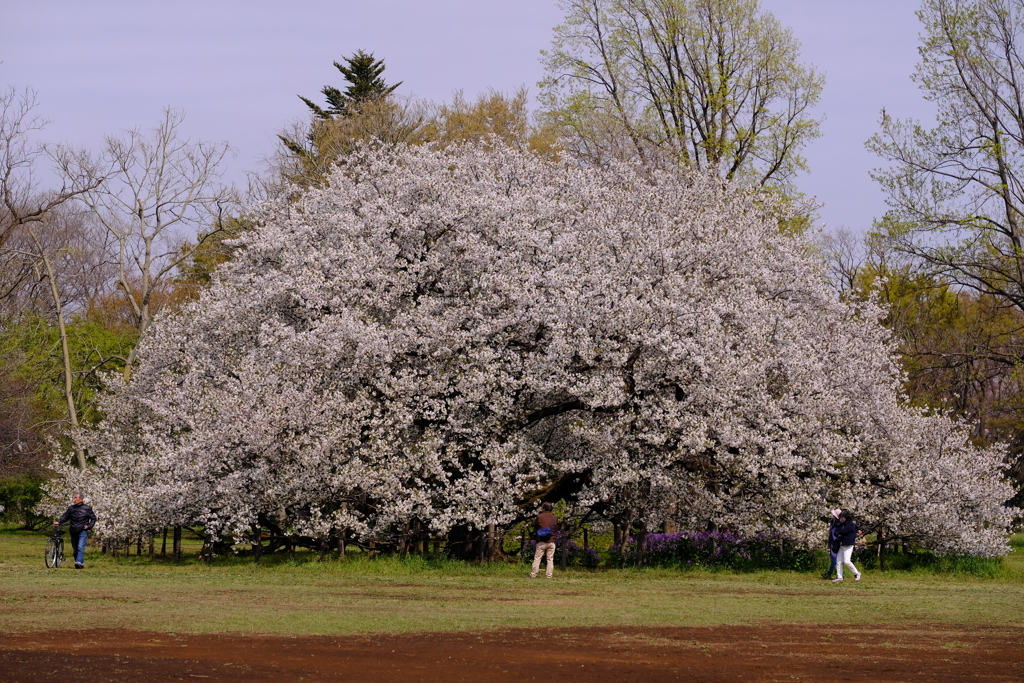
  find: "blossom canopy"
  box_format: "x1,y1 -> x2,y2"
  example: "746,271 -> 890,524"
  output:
58,141 -> 1017,557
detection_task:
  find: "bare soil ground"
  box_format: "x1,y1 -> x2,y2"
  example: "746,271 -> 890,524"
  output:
1,623 -> 1020,682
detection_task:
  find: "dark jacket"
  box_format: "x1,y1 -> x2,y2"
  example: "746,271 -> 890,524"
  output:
535,511 -> 558,541
827,519 -> 841,554
835,520 -> 858,547
57,502 -> 97,533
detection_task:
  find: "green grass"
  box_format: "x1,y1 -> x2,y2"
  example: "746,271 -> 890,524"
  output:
2,531 -> 1024,637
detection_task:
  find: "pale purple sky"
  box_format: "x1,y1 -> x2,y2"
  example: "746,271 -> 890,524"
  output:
1,0 -> 931,232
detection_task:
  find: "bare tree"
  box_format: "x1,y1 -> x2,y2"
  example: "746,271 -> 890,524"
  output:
1,205 -> 114,318
817,229 -> 869,298
0,87 -> 104,469
0,88 -> 98,250
57,108 -> 236,378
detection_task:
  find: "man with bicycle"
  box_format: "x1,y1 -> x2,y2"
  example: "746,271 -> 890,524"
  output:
55,493 -> 96,569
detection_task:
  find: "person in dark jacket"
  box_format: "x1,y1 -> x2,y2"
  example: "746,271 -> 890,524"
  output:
822,508 -> 842,579
831,510 -> 861,582
55,493 -> 97,569
529,502 -> 559,579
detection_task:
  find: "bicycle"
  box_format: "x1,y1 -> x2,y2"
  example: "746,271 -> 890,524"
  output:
45,527 -> 65,568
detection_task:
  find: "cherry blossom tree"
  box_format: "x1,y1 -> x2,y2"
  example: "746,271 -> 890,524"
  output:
50,141 -> 1017,558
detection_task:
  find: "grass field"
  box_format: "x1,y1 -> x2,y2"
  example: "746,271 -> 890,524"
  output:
2,529 -> 1023,636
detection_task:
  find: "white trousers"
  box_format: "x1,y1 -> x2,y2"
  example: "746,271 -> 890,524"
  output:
531,541 -> 556,578
836,544 -> 859,580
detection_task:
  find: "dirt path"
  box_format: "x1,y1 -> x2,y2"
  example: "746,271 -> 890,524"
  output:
1,623 -> 1019,682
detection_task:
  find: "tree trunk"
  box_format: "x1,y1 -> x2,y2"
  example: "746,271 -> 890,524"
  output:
399,524 -> 409,558
486,523 -> 495,563
879,526 -> 887,573
137,536 -> 143,556
664,500 -> 678,534
27,228 -> 86,469
637,522 -> 648,567
621,516 -> 634,567
148,532 -> 155,560
583,527 -> 589,550
476,526 -> 486,564
201,534 -> 212,562
444,524 -> 481,561
160,527 -> 167,558
337,528 -> 346,562
318,536 -> 329,561
252,525 -> 262,565
172,525 -> 182,561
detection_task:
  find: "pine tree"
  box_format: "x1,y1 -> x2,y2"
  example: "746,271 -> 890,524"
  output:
277,50 -> 406,178
299,50 -> 401,120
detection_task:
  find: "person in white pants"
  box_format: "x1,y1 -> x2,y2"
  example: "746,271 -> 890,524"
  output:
832,511 -> 861,582
530,502 -> 559,579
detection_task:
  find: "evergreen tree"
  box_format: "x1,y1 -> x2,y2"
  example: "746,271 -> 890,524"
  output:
299,50 -> 401,120
278,50 -> 412,184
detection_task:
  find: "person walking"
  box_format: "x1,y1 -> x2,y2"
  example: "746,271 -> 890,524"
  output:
822,508 -> 842,579
55,493 -> 96,569
832,510 -> 861,583
529,502 -> 558,579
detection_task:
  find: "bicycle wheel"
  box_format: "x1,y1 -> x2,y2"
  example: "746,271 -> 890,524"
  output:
45,538 -> 58,568
55,538 -> 64,568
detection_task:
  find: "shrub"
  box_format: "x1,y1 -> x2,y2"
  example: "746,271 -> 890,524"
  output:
852,546 -> 1005,577
0,474 -> 48,529
612,531 -> 817,571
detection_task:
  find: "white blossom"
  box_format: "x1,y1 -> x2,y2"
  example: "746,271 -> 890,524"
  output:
47,142 -> 1017,557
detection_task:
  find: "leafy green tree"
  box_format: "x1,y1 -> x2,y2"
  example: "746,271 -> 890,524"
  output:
866,0 -> 1024,505
539,0 -> 823,186
421,86 -> 560,156
0,312 -> 135,430
0,474 -> 48,529
821,229 -> 1024,505
869,0 -> 1024,314
175,215 -> 253,292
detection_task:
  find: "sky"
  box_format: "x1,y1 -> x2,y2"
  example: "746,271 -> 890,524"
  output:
0,0 -> 933,233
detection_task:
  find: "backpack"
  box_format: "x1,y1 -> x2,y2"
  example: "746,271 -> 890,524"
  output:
536,526 -> 553,540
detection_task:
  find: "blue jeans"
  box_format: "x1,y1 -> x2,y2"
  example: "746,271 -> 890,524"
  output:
826,550 -> 837,576
70,529 -> 88,565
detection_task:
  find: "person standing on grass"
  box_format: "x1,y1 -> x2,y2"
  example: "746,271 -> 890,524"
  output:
823,508 -> 842,579
55,493 -> 96,569
529,502 -> 558,579
832,510 -> 861,583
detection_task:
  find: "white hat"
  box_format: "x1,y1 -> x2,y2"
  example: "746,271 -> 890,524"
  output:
830,509 -> 842,519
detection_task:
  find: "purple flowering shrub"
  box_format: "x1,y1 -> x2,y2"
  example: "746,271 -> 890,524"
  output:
612,531 -> 817,571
